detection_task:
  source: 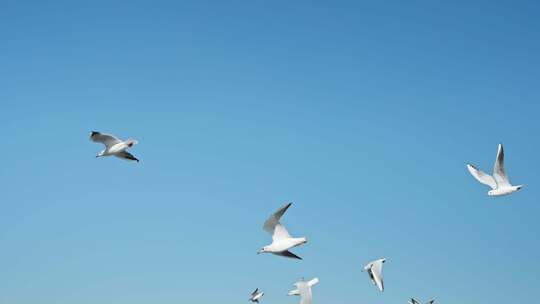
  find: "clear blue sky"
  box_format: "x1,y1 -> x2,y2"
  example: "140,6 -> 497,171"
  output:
1,1 -> 539,303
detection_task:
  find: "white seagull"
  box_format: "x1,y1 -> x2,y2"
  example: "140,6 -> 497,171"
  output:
363,258 -> 386,292
467,143 -> 523,196
288,277 -> 319,304
249,288 -> 264,303
288,278 -> 319,296
90,131 -> 140,162
258,202 -> 307,260
409,298 -> 435,304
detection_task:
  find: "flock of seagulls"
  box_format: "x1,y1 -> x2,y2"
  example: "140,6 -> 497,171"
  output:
90,132 -> 524,304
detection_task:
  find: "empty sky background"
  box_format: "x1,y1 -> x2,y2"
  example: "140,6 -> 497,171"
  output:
1,1 -> 539,303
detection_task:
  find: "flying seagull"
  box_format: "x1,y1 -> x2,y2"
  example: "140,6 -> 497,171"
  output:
288,277 -> 319,304
258,202 -> 307,260
288,278 -> 319,296
363,258 -> 386,292
249,288 -> 264,303
90,131 -> 140,162
467,143 -> 523,196
409,298 -> 435,304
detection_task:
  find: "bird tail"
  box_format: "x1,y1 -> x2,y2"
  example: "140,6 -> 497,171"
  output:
125,139 -> 138,147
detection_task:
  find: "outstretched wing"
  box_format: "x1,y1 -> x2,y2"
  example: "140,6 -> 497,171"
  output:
493,144 -> 510,187
467,164 -> 497,189
289,278 -> 317,296
409,298 -> 420,304
263,202 -> 292,237
288,289 -> 300,296
307,277 -> 319,287
115,151 -> 139,162
272,224 -> 291,241
426,300 -> 435,304
90,131 -> 121,148
274,250 -> 302,260
297,281 -> 313,304
251,288 -> 259,296
370,260 -> 384,292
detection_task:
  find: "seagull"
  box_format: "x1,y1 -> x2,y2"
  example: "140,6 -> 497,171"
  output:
467,143 -> 523,196
90,131 -> 140,162
258,202 -> 307,260
363,258 -> 386,292
288,277 -> 319,304
409,298 -> 435,304
288,277 -> 319,296
249,288 -> 264,303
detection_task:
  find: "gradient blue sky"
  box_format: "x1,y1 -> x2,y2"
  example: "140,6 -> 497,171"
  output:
1,1 -> 539,303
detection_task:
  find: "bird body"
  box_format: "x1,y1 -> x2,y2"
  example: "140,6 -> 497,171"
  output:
263,237 -> 307,253
102,140 -> 135,155
485,185 -> 523,196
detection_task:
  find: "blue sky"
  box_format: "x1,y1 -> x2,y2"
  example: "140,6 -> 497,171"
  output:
1,1 -> 539,303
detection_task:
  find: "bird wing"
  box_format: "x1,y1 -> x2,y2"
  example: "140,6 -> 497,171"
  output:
263,203 -> 292,238
251,288 -> 259,296
288,289 -> 300,296
272,223 -> 291,241
297,281 -> 313,304
409,298 -> 420,304
115,151 -> 139,162
274,250 -> 302,260
492,144 -> 511,187
289,277 -> 317,296
90,131 -> 121,148
426,300 -> 435,304
370,260 -> 384,292
467,164 -> 497,189
307,277 -> 319,287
